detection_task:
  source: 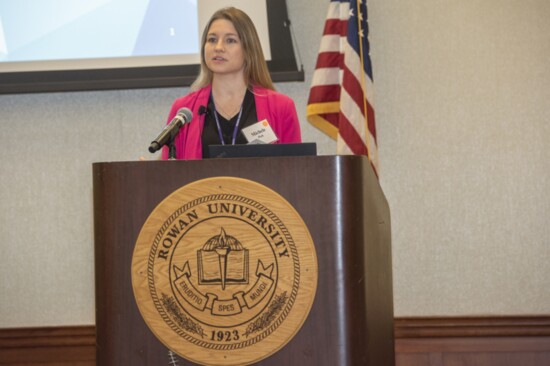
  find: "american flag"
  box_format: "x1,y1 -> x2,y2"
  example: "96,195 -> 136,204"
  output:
307,0 -> 379,175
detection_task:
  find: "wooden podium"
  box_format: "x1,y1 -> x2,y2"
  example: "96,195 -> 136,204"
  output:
93,155 -> 394,365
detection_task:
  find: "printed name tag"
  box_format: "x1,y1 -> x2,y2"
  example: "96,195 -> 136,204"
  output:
242,120 -> 279,144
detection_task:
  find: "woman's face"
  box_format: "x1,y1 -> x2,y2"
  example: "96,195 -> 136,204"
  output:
204,19 -> 245,78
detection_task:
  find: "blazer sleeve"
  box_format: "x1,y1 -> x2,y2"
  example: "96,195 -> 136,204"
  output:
272,93 -> 302,144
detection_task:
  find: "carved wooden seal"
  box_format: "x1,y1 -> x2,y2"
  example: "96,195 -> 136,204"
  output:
132,177 -> 317,365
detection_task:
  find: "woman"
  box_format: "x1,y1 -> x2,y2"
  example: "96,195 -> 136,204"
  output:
162,7 -> 301,160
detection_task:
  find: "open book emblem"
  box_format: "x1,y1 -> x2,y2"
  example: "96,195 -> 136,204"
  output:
171,227 -> 275,317
197,228 -> 249,289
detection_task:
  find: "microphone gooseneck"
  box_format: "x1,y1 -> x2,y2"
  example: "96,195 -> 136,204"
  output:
148,108 -> 193,153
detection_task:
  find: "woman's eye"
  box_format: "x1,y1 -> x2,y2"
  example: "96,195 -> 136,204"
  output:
226,38 -> 238,44
207,37 -> 217,43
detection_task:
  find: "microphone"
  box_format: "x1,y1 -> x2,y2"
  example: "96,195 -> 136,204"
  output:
148,108 -> 193,153
198,105 -> 209,116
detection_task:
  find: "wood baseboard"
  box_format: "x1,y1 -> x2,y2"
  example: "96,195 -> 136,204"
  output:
1,317 -> 550,365
394,316 -> 550,338
394,316 -> 550,366
0,326 -> 96,365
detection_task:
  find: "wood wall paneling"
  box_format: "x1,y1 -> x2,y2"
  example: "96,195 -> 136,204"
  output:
1,317 -> 550,365
394,317 -> 550,366
0,326 -> 96,365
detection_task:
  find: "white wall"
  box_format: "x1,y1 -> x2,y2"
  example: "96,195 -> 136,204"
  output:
1,0 -> 549,327
372,0 -> 550,315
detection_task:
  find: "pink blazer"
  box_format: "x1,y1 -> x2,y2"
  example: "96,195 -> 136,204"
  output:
162,85 -> 302,160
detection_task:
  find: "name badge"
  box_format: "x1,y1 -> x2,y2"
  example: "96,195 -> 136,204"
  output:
242,120 -> 279,144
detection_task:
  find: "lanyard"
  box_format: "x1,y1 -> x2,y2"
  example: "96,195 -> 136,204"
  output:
212,94 -> 244,146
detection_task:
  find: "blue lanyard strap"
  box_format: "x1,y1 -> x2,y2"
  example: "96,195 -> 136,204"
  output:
211,94 -> 244,146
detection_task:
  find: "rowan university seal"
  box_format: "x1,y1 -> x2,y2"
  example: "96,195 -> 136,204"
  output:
132,177 -> 317,366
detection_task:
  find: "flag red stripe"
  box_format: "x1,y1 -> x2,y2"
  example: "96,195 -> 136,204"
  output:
338,112 -> 369,155
366,100 -> 376,139
315,52 -> 342,69
320,113 -> 340,129
323,19 -> 348,36
342,64 -> 365,112
308,85 -> 341,104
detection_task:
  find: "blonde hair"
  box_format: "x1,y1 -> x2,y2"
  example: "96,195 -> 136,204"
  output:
191,7 -> 275,91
